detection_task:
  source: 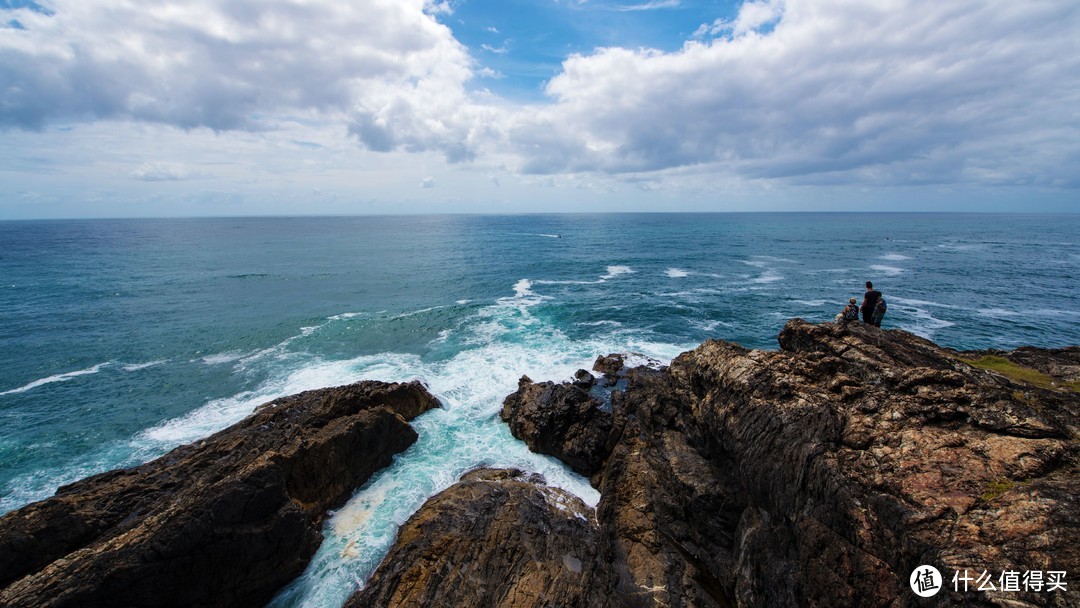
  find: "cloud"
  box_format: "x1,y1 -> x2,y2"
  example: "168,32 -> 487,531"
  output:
615,0 -> 681,12
522,0 -> 1080,187
420,176 -> 436,188
132,162 -> 191,181
0,0 -> 471,131
2,0 -> 1077,196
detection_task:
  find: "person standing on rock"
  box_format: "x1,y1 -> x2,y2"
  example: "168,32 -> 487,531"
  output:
861,281 -> 882,324
871,296 -> 887,327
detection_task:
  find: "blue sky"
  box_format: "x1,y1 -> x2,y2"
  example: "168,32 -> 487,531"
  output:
447,1 -> 742,99
0,0 -> 1077,218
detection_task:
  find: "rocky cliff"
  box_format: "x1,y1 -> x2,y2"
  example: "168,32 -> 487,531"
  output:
0,380 -> 440,608
358,320 -> 1078,607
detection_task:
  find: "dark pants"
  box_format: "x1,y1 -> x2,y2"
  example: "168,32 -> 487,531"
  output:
871,311 -> 884,327
861,307 -> 873,323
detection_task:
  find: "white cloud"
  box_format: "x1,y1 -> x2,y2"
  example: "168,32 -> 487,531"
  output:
1,0 -> 1078,214
132,162 -> 190,181
0,0 -> 471,131
523,0 -> 1080,188
727,0 -> 785,36
421,176 -> 436,188
616,0 -> 682,11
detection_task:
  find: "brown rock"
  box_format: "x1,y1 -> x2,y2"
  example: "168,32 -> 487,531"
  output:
344,468 -> 614,608
0,380 -> 440,608
594,353 -> 627,377
424,319 -> 1078,607
500,377 -> 616,477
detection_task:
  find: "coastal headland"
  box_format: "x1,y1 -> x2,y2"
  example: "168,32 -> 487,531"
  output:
2,320 -> 1077,607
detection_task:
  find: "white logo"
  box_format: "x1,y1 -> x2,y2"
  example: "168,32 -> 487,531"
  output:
911,565 -> 942,597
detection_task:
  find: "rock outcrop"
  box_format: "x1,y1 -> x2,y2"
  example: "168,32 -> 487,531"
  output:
501,375 -> 616,477
345,468 -> 613,608
376,320 -> 1078,607
0,380 -> 440,608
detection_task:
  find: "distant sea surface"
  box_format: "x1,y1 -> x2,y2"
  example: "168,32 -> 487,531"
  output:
2,213 -> 1078,606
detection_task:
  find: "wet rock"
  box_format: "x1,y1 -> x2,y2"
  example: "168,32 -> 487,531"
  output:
573,369 -> 597,389
500,378 -> 616,477
482,319 -> 1078,606
593,353 -> 627,376
0,380 -> 440,608
345,468 -> 614,608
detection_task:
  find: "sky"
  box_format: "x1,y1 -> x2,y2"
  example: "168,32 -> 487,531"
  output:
0,0 -> 1077,218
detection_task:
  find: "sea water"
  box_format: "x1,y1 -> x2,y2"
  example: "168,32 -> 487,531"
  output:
1,213 -> 1077,606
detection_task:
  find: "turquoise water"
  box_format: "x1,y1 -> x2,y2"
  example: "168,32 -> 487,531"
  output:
1,213 -> 1078,605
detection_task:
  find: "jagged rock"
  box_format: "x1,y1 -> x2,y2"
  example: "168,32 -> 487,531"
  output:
345,468 -> 614,608
0,380 -> 440,608
573,369 -> 597,389
481,319 -> 1078,607
500,377 -> 616,477
594,353 -> 627,376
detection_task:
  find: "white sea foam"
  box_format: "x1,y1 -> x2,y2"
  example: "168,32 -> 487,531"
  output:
122,360 -> 168,372
576,320 -> 623,327
4,283 -> 693,603
903,316 -> 956,340
937,242 -> 985,251
512,278 -> 534,298
600,265 -> 633,281
1034,309 -> 1080,318
893,302 -> 956,340
690,319 -> 733,332
869,265 -> 904,276
263,295 -> 693,608
0,363 -> 110,397
793,300 -> 827,307
978,308 -> 1020,318
327,312 -> 363,321
890,296 -> 964,310
751,271 -> 784,284
665,268 -> 689,278
389,306 -> 448,320
200,351 -> 247,365
880,253 -> 912,261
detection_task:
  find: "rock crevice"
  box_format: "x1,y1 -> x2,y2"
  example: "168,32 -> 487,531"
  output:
0,380 -> 440,608
368,320 -> 1078,607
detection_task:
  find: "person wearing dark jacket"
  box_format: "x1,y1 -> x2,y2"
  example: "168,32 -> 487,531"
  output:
861,281 -> 882,324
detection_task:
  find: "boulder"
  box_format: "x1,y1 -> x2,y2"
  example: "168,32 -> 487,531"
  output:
593,353 -> 627,377
500,377 -> 616,477
345,468 -> 614,608
0,380 -> 440,608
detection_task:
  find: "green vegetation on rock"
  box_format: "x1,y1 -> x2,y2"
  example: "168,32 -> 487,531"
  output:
961,355 -> 1080,393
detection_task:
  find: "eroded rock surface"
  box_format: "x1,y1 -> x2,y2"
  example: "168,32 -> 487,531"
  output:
501,375 -> 616,477
463,320 -> 1079,607
0,380 -> 439,608
346,468 -> 613,608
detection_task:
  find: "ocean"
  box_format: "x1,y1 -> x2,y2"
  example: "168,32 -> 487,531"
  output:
1,213 -> 1077,606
